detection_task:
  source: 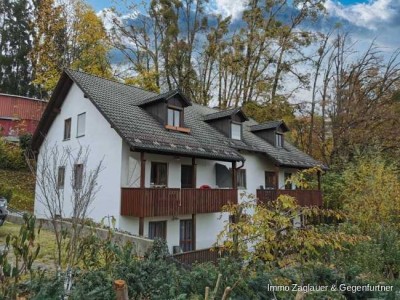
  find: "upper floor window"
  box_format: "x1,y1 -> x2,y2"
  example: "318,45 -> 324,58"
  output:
64,118 -> 71,140
275,133 -> 283,147
77,113 -> 86,137
265,171 -> 276,189
57,166 -> 65,189
167,107 -> 181,127
151,162 -> 168,187
284,172 -> 292,190
74,164 -> 83,189
231,123 -> 241,140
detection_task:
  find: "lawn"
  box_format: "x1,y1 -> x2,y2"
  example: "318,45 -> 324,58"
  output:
0,169 -> 35,211
0,221 -> 59,269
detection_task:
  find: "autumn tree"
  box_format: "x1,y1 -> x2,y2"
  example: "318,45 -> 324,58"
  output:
110,0 -> 208,96
31,0 -> 111,96
218,193 -> 362,271
341,154 -> 400,235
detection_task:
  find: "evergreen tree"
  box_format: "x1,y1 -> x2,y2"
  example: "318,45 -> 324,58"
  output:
0,0 -> 37,97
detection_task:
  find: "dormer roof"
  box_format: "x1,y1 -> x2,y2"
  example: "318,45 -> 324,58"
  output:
137,89 -> 192,107
203,107 -> 248,122
250,120 -> 289,133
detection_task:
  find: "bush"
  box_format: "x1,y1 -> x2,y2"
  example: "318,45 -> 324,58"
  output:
0,138 -> 27,170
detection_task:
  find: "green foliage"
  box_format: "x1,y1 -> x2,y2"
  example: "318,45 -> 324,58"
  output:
341,154 -> 400,234
321,171 -> 345,209
19,133 -> 32,151
218,192 -> 359,268
0,0 -> 38,97
69,270 -> 115,300
0,138 -> 27,170
0,214 -> 41,298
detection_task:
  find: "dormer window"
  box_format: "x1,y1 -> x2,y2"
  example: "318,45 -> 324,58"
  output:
167,107 -> 181,127
231,123 -> 242,140
204,107 -> 248,140
138,89 -> 191,134
250,120 -> 289,148
275,133 -> 283,147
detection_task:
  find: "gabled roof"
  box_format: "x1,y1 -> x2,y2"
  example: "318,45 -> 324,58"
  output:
137,89 -> 192,107
32,69 -> 243,162
203,107 -> 249,122
32,69 -> 326,168
250,120 -> 289,133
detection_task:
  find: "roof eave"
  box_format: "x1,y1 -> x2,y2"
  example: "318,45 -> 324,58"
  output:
31,71 -> 73,152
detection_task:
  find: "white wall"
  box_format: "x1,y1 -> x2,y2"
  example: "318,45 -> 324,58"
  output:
34,83 -> 124,227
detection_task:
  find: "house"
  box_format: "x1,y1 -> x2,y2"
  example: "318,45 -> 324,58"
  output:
32,69 -> 324,255
0,93 -> 47,141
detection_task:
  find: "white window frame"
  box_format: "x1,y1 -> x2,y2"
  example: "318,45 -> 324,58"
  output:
77,112 -> 86,137
231,123 -> 241,140
275,133 -> 283,147
167,107 -> 181,127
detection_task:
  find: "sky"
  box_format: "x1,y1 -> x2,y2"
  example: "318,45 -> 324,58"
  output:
88,0 -> 400,50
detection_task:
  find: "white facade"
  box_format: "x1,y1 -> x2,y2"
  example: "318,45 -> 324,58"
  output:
34,82 -> 300,254
34,83 -> 124,226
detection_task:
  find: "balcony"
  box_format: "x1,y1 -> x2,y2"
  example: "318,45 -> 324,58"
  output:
121,188 -> 238,217
256,189 -> 323,207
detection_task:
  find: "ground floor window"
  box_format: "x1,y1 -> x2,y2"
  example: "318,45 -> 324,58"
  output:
180,219 -> 193,252
148,221 -> 167,240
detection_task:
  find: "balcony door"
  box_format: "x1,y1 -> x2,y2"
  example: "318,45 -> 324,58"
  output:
180,219 -> 193,252
181,165 -> 194,188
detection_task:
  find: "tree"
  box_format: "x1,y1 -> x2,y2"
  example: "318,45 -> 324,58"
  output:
110,0 -> 209,98
34,142 -> 103,268
218,169 -> 363,272
341,154 -> 400,235
0,0 -> 37,96
31,0 -> 112,96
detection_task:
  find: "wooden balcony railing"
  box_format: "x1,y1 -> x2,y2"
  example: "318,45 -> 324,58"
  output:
171,248 -> 224,266
256,189 -> 323,207
121,188 -> 238,217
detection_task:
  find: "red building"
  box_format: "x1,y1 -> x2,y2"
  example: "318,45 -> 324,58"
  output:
0,93 -> 47,141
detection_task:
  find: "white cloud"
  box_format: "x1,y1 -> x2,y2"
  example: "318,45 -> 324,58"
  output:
325,0 -> 397,30
214,0 -> 247,19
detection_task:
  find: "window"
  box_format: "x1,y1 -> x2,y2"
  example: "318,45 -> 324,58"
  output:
167,108 -> 181,127
74,164 -> 83,189
151,162 -> 168,187
237,169 -> 247,189
180,219 -> 193,252
149,221 -> 167,240
181,165 -> 194,188
231,123 -> 241,140
77,113 -> 86,137
275,133 -> 283,147
265,171 -> 276,189
57,166 -> 65,189
64,118 -> 71,140
284,172 -> 292,190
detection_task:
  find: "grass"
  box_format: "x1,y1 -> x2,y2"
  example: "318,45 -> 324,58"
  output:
0,221 -> 59,268
0,169 -> 35,211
